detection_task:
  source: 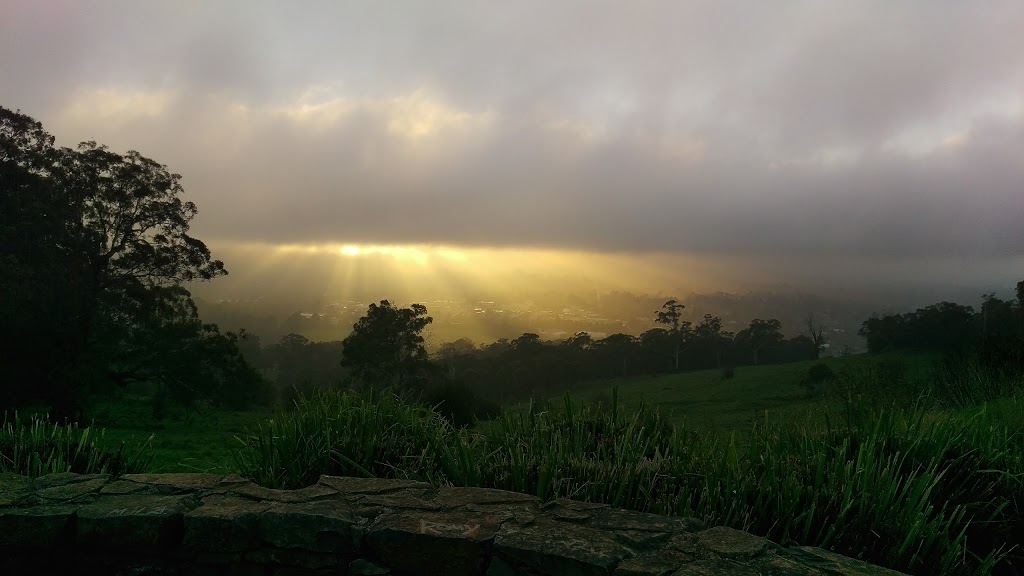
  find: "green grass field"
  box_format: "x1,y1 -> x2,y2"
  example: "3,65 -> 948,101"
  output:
520,352 -> 938,432
7,351 -> 1020,575
84,394 -> 272,473
78,351 -> 936,472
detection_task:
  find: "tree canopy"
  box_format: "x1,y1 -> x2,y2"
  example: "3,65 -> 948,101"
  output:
1,106 -> 254,415
341,300 -> 433,389
655,299 -> 684,332
735,318 -> 784,365
858,302 -> 976,355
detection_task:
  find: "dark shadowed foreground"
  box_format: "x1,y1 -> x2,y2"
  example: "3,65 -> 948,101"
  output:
0,472 -> 904,576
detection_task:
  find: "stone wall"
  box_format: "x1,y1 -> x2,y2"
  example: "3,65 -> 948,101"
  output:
0,472 -> 904,575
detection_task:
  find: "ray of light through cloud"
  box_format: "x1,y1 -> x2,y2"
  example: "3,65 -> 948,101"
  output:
2,0 -> 1023,303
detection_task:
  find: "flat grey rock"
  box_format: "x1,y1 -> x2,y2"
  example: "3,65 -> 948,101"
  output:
0,473 -> 909,576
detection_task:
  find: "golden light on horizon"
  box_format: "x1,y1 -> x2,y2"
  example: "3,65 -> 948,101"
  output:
190,240 -> 760,342
335,244 -> 431,266
213,241 -> 722,301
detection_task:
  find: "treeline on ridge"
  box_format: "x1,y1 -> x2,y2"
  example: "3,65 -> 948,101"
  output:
858,286 -> 1024,374
240,300 -> 828,420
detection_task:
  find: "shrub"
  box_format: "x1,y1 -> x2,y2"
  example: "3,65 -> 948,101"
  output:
808,363 -> 835,383
802,363 -> 835,397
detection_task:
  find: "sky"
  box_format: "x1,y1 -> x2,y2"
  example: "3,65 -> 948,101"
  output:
2,1 -> 1023,302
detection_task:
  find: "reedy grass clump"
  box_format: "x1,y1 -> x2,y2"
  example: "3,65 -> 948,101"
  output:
233,388 -> 454,489
436,390 -> 680,506
234,387 -> 1022,576
0,413 -> 153,477
742,398 -> 1020,575
931,360 -> 1024,408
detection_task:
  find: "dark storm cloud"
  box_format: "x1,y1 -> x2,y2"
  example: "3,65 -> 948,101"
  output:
2,0 -> 1023,289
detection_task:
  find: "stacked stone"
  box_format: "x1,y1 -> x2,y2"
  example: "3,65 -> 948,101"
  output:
0,472 -> 904,575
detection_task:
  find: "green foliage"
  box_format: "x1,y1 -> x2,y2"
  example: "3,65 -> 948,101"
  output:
1,106 -> 250,416
2,108 -> 81,410
807,363 -> 835,383
341,300 -> 433,389
235,382 -> 1022,576
90,394 -> 272,473
821,357 -> 918,410
103,287 -> 273,413
823,355 -> 1024,415
735,318 -> 784,365
439,308 -> 822,401
931,360 -> 1024,408
455,391 -> 679,504
233,389 -> 452,489
858,302 -> 978,355
0,413 -> 152,477
655,299 -> 685,332
801,363 -> 835,397
421,382 -> 501,427
266,333 -> 346,395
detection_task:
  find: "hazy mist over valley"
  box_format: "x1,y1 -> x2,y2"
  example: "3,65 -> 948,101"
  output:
186,241 -> 1018,349
5,2 -> 1024,573
5,1 -> 1023,341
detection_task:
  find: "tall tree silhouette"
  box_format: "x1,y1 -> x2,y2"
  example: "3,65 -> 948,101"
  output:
655,299 -> 689,370
1,106 -> 230,415
694,314 -> 726,368
736,318 -> 784,365
341,300 -> 433,389
803,313 -> 828,360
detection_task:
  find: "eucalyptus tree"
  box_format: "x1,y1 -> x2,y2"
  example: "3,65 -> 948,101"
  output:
1,106 -> 239,415
655,299 -> 690,370
341,300 -> 433,389
736,318 -> 784,365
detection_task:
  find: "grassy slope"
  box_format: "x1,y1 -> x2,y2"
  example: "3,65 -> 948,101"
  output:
89,352 -> 937,472
87,395 -> 270,473
522,352 -> 938,432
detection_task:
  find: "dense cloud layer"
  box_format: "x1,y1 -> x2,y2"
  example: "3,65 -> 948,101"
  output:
2,1 -> 1023,292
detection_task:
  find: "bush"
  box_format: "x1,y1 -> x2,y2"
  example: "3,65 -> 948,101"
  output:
720,365 -> 736,380
808,363 -> 835,383
802,363 -> 835,397
0,413 -> 153,477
